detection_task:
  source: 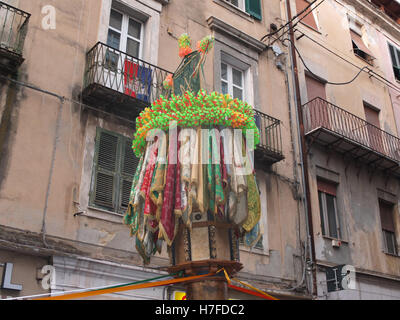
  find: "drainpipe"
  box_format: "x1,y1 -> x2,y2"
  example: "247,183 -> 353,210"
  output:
285,0 -> 317,297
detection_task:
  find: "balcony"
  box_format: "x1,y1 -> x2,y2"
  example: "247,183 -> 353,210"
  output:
303,97 -> 400,176
0,1 -> 30,75
254,109 -> 284,167
81,42 -> 173,120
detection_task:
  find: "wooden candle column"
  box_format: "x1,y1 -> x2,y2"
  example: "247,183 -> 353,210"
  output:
168,214 -> 243,300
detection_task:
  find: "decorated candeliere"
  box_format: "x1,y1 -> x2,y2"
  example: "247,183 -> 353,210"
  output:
124,34 -> 262,300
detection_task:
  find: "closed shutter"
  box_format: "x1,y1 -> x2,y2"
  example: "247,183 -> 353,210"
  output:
295,0 -> 318,30
364,104 -> 380,128
364,104 -> 384,154
93,131 -> 118,209
91,129 -> 140,213
305,74 -> 326,101
305,74 -> 329,130
245,0 -> 262,20
119,138 -> 140,212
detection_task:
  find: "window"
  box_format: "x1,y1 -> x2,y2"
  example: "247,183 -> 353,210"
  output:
225,0 -> 245,10
222,0 -> 262,20
364,103 -> 384,153
295,0 -> 318,30
106,8 -> 143,69
388,43 -> 400,81
305,73 -> 326,101
317,179 -> 341,239
221,62 -> 244,100
108,8 -> 143,58
245,0 -> 262,20
348,17 -> 374,64
212,31 -> 257,107
305,74 -> 330,129
379,200 -> 398,255
350,31 -> 374,64
90,128 -> 140,214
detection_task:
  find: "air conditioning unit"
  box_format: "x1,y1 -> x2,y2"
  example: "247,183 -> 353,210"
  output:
332,239 -> 342,248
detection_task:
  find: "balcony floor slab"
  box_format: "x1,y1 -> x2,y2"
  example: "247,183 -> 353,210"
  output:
306,127 -> 400,177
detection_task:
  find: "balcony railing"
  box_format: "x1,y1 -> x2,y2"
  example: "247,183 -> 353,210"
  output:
303,97 -> 400,174
254,109 -> 284,166
0,1 -> 30,71
81,42 -> 173,119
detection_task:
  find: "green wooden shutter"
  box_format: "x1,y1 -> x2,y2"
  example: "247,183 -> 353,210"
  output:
389,43 -> 400,81
93,130 -> 119,210
119,138 -> 140,213
245,0 -> 262,20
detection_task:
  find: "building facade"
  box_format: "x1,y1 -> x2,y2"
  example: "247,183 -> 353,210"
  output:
286,0 -> 400,299
0,0 -> 307,300
0,0 -> 399,300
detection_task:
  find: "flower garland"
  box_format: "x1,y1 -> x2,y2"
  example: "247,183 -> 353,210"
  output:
178,33 -> 193,58
132,90 -> 260,157
197,35 -> 214,54
163,74 -> 173,90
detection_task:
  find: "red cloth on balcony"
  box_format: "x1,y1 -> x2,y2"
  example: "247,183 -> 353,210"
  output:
124,60 -> 152,102
124,60 -> 140,98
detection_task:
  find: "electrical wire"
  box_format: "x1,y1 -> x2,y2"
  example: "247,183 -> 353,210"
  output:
260,0 -> 320,42
0,74 -> 137,125
283,37 -> 371,86
263,0 -> 400,95
266,0 -> 327,47
291,31 -> 400,95
261,0 -> 400,94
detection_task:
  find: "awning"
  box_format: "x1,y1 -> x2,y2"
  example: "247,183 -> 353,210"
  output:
350,30 -> 375,58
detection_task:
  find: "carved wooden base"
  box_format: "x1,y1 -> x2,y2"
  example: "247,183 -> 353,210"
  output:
167,259 -> 243,300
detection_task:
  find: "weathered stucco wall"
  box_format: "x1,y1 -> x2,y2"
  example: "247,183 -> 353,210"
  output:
290,0 -> 400,296
309,145 -> 400,277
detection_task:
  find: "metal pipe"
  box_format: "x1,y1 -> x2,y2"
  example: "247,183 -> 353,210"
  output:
283,58 -> 307,290
41,95 -> 65,248
285,0 -> 317,297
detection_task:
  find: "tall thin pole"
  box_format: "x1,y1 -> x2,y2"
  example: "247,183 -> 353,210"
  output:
285,0 -> 317,297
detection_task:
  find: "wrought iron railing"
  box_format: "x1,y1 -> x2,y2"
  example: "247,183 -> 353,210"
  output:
0,1 -> 30,55
303,97 -> 400,162
83,42 -> 173,105
254,109 -> 283,159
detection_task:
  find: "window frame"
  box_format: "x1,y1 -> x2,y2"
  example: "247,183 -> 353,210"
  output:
215,0 -> 262,20
224,0 -> 245,10
317,180 -> 341,240
107,7 -> 144,59
388,42 -> 400,82
350,30 -> 374,65
383,229 -> 398,256
379,199 -> 398,256
89,128 -> 137,215
221,62 -> 245,101
212,27 -> 260,108
347,16 -> 374,65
